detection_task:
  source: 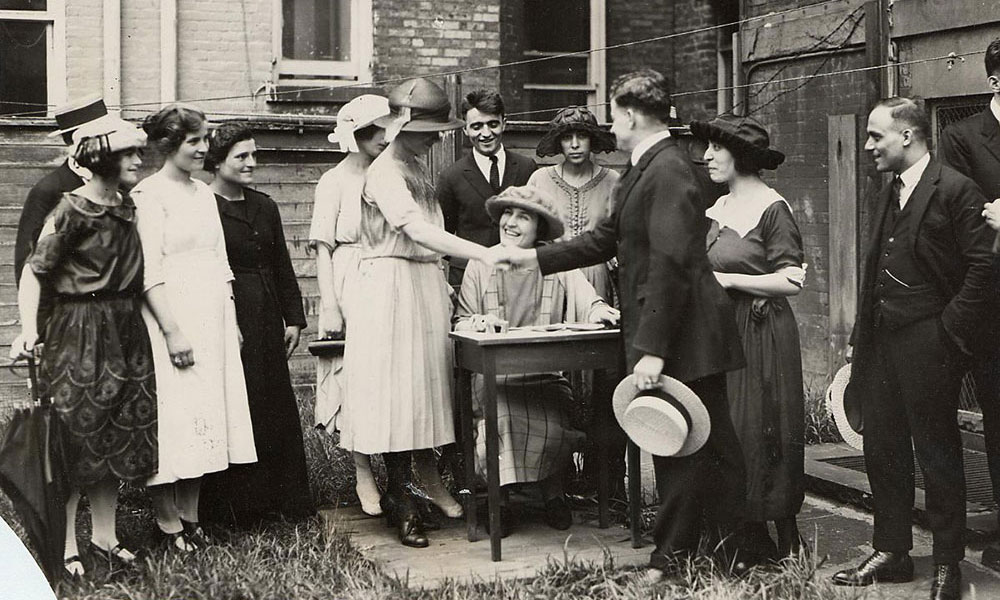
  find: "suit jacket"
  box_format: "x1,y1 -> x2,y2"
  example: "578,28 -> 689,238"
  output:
939,108 -> 1000,201
216,187 -> 307,329
14,161 -> 83,285
437,149 -> 536,269
851,160 -> 994,375
536,136 -> 744,381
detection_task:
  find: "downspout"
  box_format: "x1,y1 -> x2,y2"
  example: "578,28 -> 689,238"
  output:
102,0 -> 121,114
160,0 -> 177,104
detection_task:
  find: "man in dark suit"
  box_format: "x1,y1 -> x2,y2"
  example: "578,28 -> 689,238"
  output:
832,97 -> 995,600
500,69 -> 746,581
938,37 -> 1000,574
14,96 -> 107,336
437,89 -> 536,287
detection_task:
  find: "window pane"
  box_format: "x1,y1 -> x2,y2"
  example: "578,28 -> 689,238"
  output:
0,0 -> 47,10
524,0 -> 588,53
0,20 -> 47,116
282,0 -> 351,62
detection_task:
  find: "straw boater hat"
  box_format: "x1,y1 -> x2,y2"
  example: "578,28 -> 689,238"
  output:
689,115 -> 785,170
535,106 -> 617,157
613,374 -> 711,457
826,364 -> 863,451
374,78 -> 464,142
328,94 -> 390,152
48,94 -> 109,145
484,185 -> 565,242
72,114 -> 147,153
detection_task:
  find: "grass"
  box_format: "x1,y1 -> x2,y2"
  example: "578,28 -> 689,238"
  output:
0,387 -> 863,600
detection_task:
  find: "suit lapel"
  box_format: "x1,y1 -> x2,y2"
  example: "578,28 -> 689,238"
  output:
980,110 -> 1000,165
904,161 -> 941,254
460,154 -> 496,200
863,180 -> 894,271
500,150 -> 518,188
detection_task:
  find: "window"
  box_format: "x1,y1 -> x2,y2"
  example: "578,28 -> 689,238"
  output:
521,0 -> 606,120
0,0 -> 64,116
274,0 -> 372,83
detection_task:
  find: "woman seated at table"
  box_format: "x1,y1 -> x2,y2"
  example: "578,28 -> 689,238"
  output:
454,185 -> 619,536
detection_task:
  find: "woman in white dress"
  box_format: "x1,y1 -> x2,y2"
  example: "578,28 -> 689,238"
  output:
133,104 -> 256,552
310,95 -> 390,517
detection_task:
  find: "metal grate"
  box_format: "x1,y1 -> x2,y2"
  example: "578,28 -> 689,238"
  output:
820,448 -> 997,510
933,97 -> 991,151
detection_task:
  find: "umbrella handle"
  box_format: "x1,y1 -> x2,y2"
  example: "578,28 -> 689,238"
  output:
27,354 -> 39,405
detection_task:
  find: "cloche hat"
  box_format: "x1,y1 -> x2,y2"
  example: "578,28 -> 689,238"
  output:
484,185 -> 565,242
375,78 -> 464,142
612,374 -> 711,457
328,94 -> 390,152
690,115 -> 785,170
72,115 -> 147,154
535,106 -> 617,157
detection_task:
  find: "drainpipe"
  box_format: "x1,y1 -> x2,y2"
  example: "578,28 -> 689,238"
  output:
102,0 -> 121,114
160,0 -> 177,104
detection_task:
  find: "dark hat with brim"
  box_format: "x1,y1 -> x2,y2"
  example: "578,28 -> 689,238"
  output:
48,94 -> 108,145
612,374 -> 710,457
536,106 -> 617,157
484,185 -> 565,242
374,78 -> 464,136
690,115 -> 785,170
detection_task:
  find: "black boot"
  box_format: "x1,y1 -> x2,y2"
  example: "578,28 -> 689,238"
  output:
382,452 -> 429,548
775,517 -> 803,560
930,563 -> 961,600
831,550 -> 913,586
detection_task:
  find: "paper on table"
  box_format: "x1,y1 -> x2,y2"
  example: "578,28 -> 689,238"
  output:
509,323 -> 606,332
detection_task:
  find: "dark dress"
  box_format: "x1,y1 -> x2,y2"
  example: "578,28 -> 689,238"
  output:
706,198 -> 805,522
199,188 -> 314,525
29,193 -> 157,487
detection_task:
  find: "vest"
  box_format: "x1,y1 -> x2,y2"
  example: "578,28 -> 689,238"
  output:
871,195 -> 947,329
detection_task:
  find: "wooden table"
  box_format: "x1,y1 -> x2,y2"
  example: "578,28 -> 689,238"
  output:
451,327 -> 638,562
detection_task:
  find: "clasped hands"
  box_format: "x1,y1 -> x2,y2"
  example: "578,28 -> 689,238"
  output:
479,245 -> 538,271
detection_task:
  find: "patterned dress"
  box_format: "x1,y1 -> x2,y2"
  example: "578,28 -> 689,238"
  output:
455,257 -> 607,486
340,153 -> 455,454
30,193 -> 157,486
706,192 -> 805,521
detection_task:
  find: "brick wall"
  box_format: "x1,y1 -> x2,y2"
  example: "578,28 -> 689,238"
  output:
121,0 -> 161,115
65,0 -> 104,100
372,0 -> 502,94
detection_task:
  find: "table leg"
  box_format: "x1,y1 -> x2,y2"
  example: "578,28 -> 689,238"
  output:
627,440 -> 643,548
482,360 -> 502,562
597,424 -> 609,529
456,366 -> 477,542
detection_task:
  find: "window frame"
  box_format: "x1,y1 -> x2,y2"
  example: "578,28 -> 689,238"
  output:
0,0 -> 66,116
271,0 -> 373,84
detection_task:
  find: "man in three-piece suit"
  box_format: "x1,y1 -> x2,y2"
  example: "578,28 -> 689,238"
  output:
832,97 -> 995,600
437,89 -> 536,287
938,37 -> 1000,574
500,69 -> 747,581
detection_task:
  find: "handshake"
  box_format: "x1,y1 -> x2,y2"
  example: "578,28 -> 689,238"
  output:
478,245 -> 538,270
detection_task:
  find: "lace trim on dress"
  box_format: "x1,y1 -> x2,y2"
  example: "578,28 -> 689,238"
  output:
547,166 -> 610,238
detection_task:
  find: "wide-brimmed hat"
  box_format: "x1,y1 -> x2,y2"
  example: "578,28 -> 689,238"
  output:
690,115 -> 785,170
374,78 -> 464,142
484,185 -> 565,242
328,94 -> 390,152
826,364 -> 863,451
536,106 -> 617,157
72,115 -> 146,153
613,374 -> 710,457
48,95 -> 108,144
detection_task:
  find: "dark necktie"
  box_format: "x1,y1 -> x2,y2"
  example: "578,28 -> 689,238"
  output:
890,175 -> 902,219
489,154 -> 500,193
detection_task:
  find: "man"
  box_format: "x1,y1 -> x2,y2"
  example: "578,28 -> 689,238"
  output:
938,37 -> 1000,574
14,95 -> 107,335
832,97 -> 995,600
437,89 -> 536,287
500,69 -> 747,580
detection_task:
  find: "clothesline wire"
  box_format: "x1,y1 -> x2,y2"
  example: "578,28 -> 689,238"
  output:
0,0 -> 848,118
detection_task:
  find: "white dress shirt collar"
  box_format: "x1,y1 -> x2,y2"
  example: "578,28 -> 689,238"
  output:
473,145 -> 506,184
897,151 -> 930,209
991,96 -> 1000,127
630,129 -> 672,166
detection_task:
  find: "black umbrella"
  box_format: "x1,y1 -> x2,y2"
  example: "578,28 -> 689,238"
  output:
0,356 -> 69,584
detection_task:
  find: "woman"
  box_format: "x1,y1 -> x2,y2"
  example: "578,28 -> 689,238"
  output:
528,106 -> 619,301
454,185 -> 619,536
310,95 -> 390,517
197,123 -> 314,526
528,106 -> 621,491
340,78 -> 498,548
14,116 -> 155,575
132,104 -> 256,551
692,115 -> 807,560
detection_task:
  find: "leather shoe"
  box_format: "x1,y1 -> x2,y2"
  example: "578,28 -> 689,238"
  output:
982,543 -> 1000,573
543,497 -> 573,531
930,563 -> 961,600
383,494 -> 429,548
831,550 -> 913,586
